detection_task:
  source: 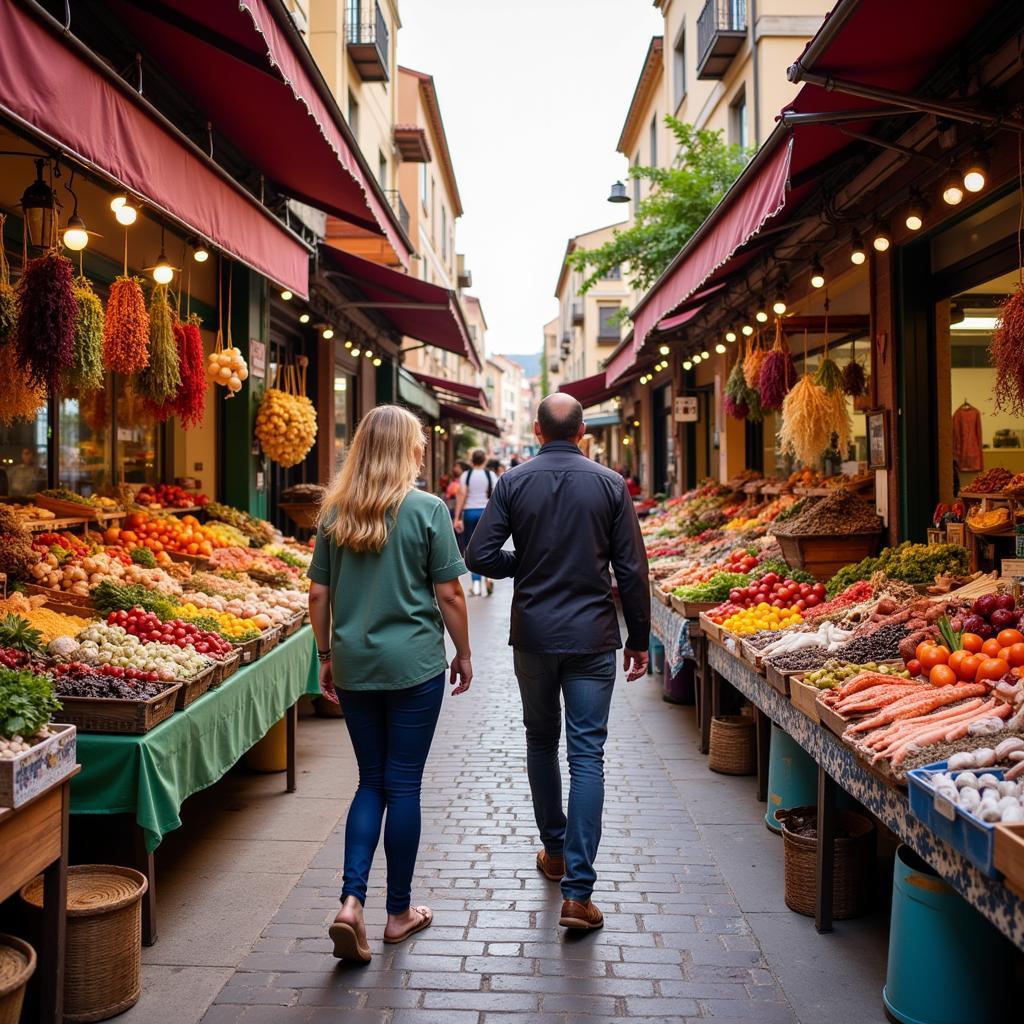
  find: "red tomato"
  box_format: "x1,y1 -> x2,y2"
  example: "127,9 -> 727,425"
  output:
982,638 -> 1003,659
905,658 -> 922,677
930,664 -> 957,687
958,654 -> 981,682
976,658 -> 1008,683
920,645 -> 951,671
998,647 -> 1012,663
916,641 -> 937,662
948,651 -> 968,676
1007,643 -> 1024,668
961,633 -> 984,654
998,629 -> 1024,648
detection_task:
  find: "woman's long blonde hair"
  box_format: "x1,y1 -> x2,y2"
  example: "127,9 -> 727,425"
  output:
318,405 -> 426,553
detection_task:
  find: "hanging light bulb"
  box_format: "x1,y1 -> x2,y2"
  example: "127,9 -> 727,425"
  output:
658,344 -> 670,356
299,313 -> 310,324
344,339 -> 353,348
683,359 -> 693,371
21,159 -> 57,248
905,196 -> 926,231
280,289 -> 293,301
351,347 -> 361,357
113,194 -> 138,226
322,327 -> 335,340
810,256 -> 826,289
772,295 -> 787,315
63,214 -> 89,252
871,222 -> 891,253
372,357 -> 382,367
741,324 -> 753,337
850,232 -> 867,266
632,419 -> 640,428
701,350 -> 710,360
192,241 -> 210,263
152,252 -> 173,285
364,349 -> 374,359
726,330 -> 737,343
715,342 -> 726,354
962,151 -> 988,193
692,354 -> 702,364
942,170 -> 964,206
755,296 -> 768,323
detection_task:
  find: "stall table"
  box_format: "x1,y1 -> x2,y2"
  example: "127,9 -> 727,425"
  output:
70,626 -> 314,944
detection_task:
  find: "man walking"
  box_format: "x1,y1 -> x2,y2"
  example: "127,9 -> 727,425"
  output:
465,394 -> 650,930
454,448 -> 498,596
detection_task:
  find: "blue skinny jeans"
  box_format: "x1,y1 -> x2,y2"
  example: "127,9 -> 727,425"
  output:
461,507 -> 485,582
338,672 -> 445,914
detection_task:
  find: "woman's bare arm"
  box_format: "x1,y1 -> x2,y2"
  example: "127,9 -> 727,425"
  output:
307,582 -> 337,703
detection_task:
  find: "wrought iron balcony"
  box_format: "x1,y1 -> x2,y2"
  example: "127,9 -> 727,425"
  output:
384,190 -> 409,234
571,300 -> 584,325
696,0 -> 747,80
347,1 -> 389,82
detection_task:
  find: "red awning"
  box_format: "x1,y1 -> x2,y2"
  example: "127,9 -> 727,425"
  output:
109,0 -> 410,267
656,306 -> 702,335
320,246 -> 479,369
0,1 -> 310,296
411,371 -> 488,411
559,372 -> 619,410
440,402 -> 500,437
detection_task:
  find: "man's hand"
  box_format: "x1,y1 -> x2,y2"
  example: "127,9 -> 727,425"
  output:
450,654 -> 473,695
623,647 -> 649,681
318,661 -> 339,704
454,517 -> 464,534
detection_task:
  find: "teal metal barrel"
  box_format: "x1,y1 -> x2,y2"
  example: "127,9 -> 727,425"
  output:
764,724 -> 817,831
883,845 -> 1014,1024
649,638 -> 665,675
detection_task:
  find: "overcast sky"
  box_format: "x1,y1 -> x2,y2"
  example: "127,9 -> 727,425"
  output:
398,0 -> 663,357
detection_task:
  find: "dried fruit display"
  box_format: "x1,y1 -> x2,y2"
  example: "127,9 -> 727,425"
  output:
255,360 -> 316,468
174,316 -> 207,428
968,467 -> 1013,494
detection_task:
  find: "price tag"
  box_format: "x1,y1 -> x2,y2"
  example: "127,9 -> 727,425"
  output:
933,791 -> 957,822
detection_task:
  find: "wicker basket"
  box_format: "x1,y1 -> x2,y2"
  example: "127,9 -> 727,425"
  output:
708,715 -> 756,775
209,652 -> 240,688
52,682 -> 181,734
0,934 -> 35,1024
21,865 -> 148,1023
174,666 -> 216,710
774,806 -> 875,919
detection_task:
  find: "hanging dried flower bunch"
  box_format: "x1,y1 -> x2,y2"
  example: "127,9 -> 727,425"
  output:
0,340 -> 45,425
779,373 -> 832,465
103,276 -> 150,374
0,215 -> 15,345
842,359 -> 868,397
137,285 -> 180,408
758,320 -> 798,411
15,249 -> 76,393
724,353 -> 749,419
814,352 -> 844,394
991,285 -> 1024,416
743,334 -> 768,390
174,315 -> 207,428
66,276 -> 105,394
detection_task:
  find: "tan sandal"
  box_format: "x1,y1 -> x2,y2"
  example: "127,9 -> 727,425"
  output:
383,905 -> 433,944
328,919 -> 372,963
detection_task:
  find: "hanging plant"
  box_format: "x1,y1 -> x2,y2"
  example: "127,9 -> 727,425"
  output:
724,353 -> 749,419
992,285 -> 1024,416
174,315 -> 207,428
842,359 -> 868,398
103,276 -> 150,374
743,334 -> 768,390
779,373 -> 832,465
66,276 -> 105,394
15,249 -> 76,393
758,320 -> 798,411
814,351 -> 844,394
137,285 -> 180,410
0,341 -> 45,425
0,215 -> 15,345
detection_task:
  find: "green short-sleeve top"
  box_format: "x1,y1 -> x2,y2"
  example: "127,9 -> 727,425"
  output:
307,488 -> 466,690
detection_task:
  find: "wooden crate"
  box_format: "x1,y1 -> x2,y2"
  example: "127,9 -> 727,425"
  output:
653,585 -> 673,607
765,661 -> 793,696
256,626 -> 281,659
209,652 -> 240,688
698,613 -> 721,642
166,550 -> 211,571
53,682 -> 181,734
279,501 -> 320,531
994,823 -> 1024,897
0,723 -> 77,808
25,584 -> 93,609
175,666 -> 216,710
816,693 -> 852,738
788,676 -> 823,724
32,494 -> 105,520
774,532 -> 883,582
280,611 -> 305,638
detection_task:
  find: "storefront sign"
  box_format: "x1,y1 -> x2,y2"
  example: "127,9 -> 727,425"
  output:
250,339 -> 266,379
674,396 -> 698,422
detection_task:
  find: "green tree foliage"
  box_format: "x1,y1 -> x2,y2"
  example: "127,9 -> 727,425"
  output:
568,117 -> 749,299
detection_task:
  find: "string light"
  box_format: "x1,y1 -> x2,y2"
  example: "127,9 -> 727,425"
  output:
299,313 -> 310,324
63,215 -> 88,252
962,152 -> 987,193
772,293 -> 787,316
942,170 -> 964,206
810,256 -> 826,289
152,251 -> 173,285
280,290 -> 293,301
659,344 -> 670,356
872,221 -> 891,253
632,419 -> 640,428
372,357 -> 382,367
351,347 -> 361,357
905,196 -> 926,231
755,296 -> 768,323
726,330 -> 737,343
741,324 -> 753,337
701,350 -> 710,360
692,354 -> 702,364
683,359 -> 693,370
112,195 -> 137,226
715,343 -> 726,354
850,232 -> 867,266
192,242 -> 210,263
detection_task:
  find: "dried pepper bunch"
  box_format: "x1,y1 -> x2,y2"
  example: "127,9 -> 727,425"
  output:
137,285 -> 180,409
991,285 -> 1024,416
0,340 -> 45,425
103,276 -> 150,374
15,249 -> 76,393
723,354 -> 749,419
66,276 -> 105,394
174,315 -> 207,429
779,374 -> 832,465
758,321 -> 798,411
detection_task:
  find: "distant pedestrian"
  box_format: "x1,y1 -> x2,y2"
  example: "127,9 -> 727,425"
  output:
454,449 -> 497,596
307,405 -> 473,964
486,457 -> 504,477
465,394 -> 650,931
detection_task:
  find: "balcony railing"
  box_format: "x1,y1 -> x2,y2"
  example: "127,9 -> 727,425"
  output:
696,0 -> 747,80
571,300 -> 584,325
384,190 -> 409,234
346,1 -> 389,82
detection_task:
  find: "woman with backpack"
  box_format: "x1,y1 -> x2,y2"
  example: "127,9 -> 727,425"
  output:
454,448 -> 498,596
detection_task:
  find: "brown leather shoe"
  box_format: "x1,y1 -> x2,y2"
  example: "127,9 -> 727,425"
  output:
536,849 -> 565,881
559,899 -> 603,930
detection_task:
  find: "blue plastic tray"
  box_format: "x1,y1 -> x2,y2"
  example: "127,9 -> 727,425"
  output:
906,760 -> 1005,878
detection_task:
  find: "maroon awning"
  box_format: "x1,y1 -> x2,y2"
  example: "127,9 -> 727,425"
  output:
440,402 -> 500,437
320,246 -> 479,369
0,1 -> 310,296
410,371 -> 488,411
108,0 -> 411,267
559,373 -> 619,410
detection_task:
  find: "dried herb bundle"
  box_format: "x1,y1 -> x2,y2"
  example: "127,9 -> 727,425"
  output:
724,355 -> 749,419
137,286 -> 180,408
991,285 -> 1024,416
743,338 -> 768,390
0,339 -> 45,425
824,388 -> 853,455
15,250 -> 76,393
814,354 -> 844,394
103,276 -> 150,374
779,374 -> 832,465
758,322 -> 797,411
174,316 -> 207,429
842,360 -> 868,397
0,283 -> 15,345
66,276 -> 105,394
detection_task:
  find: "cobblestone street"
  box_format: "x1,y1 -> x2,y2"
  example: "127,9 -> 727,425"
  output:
142,578 -> 887,1024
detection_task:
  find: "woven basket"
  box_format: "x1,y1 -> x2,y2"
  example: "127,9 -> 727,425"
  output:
0,934 -> 35,1024
775,806 -> 875,919
708,715 -> 756,775
21,865 -> 148,1022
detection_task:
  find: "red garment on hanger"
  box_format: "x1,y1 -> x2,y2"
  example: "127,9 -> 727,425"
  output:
953,404 -> 984,472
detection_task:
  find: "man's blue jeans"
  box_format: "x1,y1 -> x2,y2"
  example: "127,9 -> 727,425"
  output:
513,649 -> 616,902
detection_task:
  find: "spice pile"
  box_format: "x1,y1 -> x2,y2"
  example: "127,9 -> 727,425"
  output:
771,489 -> 881,537
968,467 -> 1013,493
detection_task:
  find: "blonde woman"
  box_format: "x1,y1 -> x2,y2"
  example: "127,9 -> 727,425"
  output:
307,405 -> 473,964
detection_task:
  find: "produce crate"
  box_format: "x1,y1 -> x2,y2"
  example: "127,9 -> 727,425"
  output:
774,532 -> 883,582
38,597 -> 99,621
907,762 -> 1004,877
279,501 -> 320,531
280,611 -> 305,638
0,722 -> 77,808
256,626 -> 281,659
739,639 -> 765,673
765,662 -> 794,697
788,675 -> 823,723
681,599 -> 718,618
815,692 -> 853,738
52,682 -> 181,734
32,494 -> 105,520
234,634 -> 261,665
698,613 -> 721,642
174,665 -> 216,710
209,652 -> 240,688
994,823 -> 1024,898
653,585 -> 673,607
25,584 -> 93,609
165,550 -> 211,571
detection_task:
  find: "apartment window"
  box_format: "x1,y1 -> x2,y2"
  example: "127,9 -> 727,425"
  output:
346,0 -> 360,39
673,29 -> 686,110
730,88 -> 749,150
377,150 -> 387,186
441,206 -> 447,260
430,178 -> 436,236
604,264 -> 622,280
598,305 -> 620,340
347,90 -> 359,139
633,152 -> 641,205
649,115 -> 658,167
420,163 -> 428,209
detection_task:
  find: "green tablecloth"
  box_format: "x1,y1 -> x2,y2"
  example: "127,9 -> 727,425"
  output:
71,625 -> 317,851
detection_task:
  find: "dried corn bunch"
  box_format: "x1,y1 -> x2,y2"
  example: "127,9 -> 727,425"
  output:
66,276 -> 105,394
0,339 -> 45,425
743,336 -> 768,390
992,285 -> 1024,416
103,276 -> 150,374
758,321 -> 797,411
779,374 -> 832,465
16,249 -> 76,393
137,285 -> 180,408
255,361 -> 317,467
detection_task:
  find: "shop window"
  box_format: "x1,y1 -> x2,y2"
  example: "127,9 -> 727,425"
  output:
347,90 -> 359,139
59,388 -> 111,496
649,115 -> 658,167
116,382 -> 163,486
673,29 -> 687,110
334,371 -> 352,466
0,415 -> 47,497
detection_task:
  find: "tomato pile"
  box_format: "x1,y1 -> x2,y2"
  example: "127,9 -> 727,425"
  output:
135,484 -> 209,509
726,573 -> 827,612
906,628 -> 1024,687
106,608 -> 234,657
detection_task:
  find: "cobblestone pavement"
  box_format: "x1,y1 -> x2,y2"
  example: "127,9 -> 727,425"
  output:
200,583 -> 808,1024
